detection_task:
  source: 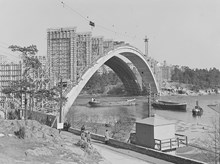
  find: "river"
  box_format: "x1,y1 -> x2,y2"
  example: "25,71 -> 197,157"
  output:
68,94 -> 220,143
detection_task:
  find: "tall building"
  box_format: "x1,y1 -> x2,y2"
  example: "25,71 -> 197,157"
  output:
92,37 -> 103,61
76,32 -> 92,80
103,39 -> 114,55
36,55 -> 47,69
0,61 -> 22,100
47,27 -> 77,86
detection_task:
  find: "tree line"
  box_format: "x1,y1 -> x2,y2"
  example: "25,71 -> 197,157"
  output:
171,66 -> 220,91
82,71 -> 124,95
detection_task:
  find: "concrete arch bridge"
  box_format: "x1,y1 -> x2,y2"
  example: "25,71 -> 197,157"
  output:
62,46 -> 159,122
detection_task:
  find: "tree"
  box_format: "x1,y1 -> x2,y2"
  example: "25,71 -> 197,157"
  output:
110,116 -> 135,141
1,45 -> 61,119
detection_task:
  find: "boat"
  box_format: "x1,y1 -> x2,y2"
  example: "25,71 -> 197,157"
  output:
88,98 -> 101,107
152,100 -> 187,111
125,98 -> 136,106
88,98 -> 136,107
192,101 -> 203,116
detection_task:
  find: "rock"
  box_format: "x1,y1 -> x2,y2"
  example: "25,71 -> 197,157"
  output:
0,133 -> 4,137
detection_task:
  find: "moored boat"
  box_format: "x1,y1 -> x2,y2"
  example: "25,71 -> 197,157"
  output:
152,100 -> 187,111
88,98 -> 101,107
88,98 -> 136,107
192,101 -> 203,116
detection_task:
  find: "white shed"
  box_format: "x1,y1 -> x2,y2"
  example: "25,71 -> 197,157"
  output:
135,115 -> 175,149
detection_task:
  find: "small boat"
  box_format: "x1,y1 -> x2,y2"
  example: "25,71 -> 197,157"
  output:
126,98 -> 136,106
192,101 -> 203,116
88,98 -> 101,107
152,100 -> 187,111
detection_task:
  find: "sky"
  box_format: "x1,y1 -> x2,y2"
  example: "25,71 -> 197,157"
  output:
0,0 -> 220,69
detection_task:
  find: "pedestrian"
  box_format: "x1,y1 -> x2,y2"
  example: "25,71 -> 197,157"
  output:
86,131 -> 91,143
104,129 -> 109,144
81,125 -> 85,133
81,131 -> 86,141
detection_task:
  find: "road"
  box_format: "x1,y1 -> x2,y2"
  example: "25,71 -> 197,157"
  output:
93,141 -> 174,164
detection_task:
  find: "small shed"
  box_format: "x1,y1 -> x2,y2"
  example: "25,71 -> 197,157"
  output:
135,115 -> 175,149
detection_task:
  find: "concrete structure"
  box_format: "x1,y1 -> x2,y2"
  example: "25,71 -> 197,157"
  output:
47,27 -> 77,86
76,32 -> 92,81
135,116 -> 175,149
127,62 -> 143,90
103,39 -> 114,54
0,61 -> 22,100
92,36 -> 103,61
62,45 -> 159,121
36,55 -> 47,70
47,27 -> 95,87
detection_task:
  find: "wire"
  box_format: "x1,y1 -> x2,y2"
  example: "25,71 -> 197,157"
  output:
59,0 -> 89,22
58,0 -> 144,41
0,50 -> 20,60
0,41 -> 21,57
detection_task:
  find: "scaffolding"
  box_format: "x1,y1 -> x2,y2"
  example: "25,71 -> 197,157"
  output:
47,27 -> 77,86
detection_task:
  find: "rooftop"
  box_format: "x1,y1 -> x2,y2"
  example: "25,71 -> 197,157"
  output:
136,115 -> 175,126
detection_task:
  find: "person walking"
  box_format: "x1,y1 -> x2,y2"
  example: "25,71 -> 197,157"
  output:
81,131 -> 86,141
86,131 -> 91,143
104,129 -> 110,144
81,125 -> 85,133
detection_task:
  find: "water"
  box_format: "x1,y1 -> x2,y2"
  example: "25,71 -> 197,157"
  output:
68,94 -> 220,142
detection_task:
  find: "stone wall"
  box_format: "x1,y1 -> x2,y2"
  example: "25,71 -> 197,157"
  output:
68,127 -> 206,164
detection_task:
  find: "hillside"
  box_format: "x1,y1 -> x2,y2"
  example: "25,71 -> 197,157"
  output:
0,119 -> 104,164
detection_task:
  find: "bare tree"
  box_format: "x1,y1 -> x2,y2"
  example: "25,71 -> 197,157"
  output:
110,116 -> 135,141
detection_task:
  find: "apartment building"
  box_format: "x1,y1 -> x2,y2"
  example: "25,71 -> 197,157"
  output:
0,61 -> 22,100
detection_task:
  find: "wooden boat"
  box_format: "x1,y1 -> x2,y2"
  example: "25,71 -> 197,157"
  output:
152,100 -> 187,111
88,99 -> 101,107
88,98 -> 136,107
192,101 -> 203,116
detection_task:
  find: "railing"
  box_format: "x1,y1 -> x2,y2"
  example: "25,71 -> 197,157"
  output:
154,133 -> 188,152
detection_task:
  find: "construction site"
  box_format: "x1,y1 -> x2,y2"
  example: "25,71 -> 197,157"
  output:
47,27 -> 123,88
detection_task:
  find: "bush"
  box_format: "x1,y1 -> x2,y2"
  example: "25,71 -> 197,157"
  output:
14,126 -> 25,139
63,122 -> 71,131
7,110 -> 20,120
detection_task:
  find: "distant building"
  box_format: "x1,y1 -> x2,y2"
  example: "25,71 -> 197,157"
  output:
0,61 -> 22,100
47,27 -> 77,86
103,39 -> 114,54
92,37 -> 103,61
76,32 -> 92,80
161,60 -> 171,82
36,55 -> 47,69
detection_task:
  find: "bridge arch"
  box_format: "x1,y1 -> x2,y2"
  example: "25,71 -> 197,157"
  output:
62,46 -> 159,121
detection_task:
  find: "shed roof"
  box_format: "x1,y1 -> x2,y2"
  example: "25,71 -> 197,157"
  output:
136,115 -> 175,126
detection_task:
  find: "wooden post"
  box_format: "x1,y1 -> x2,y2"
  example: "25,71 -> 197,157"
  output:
59,78 -> 63,124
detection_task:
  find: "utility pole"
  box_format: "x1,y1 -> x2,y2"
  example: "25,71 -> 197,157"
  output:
59,77 -> 63,124
148,83 -> 151,117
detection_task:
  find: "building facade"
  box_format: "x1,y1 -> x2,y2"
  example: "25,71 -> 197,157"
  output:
92,37 -> 103,62
0,61 -> 22,100
76,32 -> 92,80
47,27 -> 77,86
